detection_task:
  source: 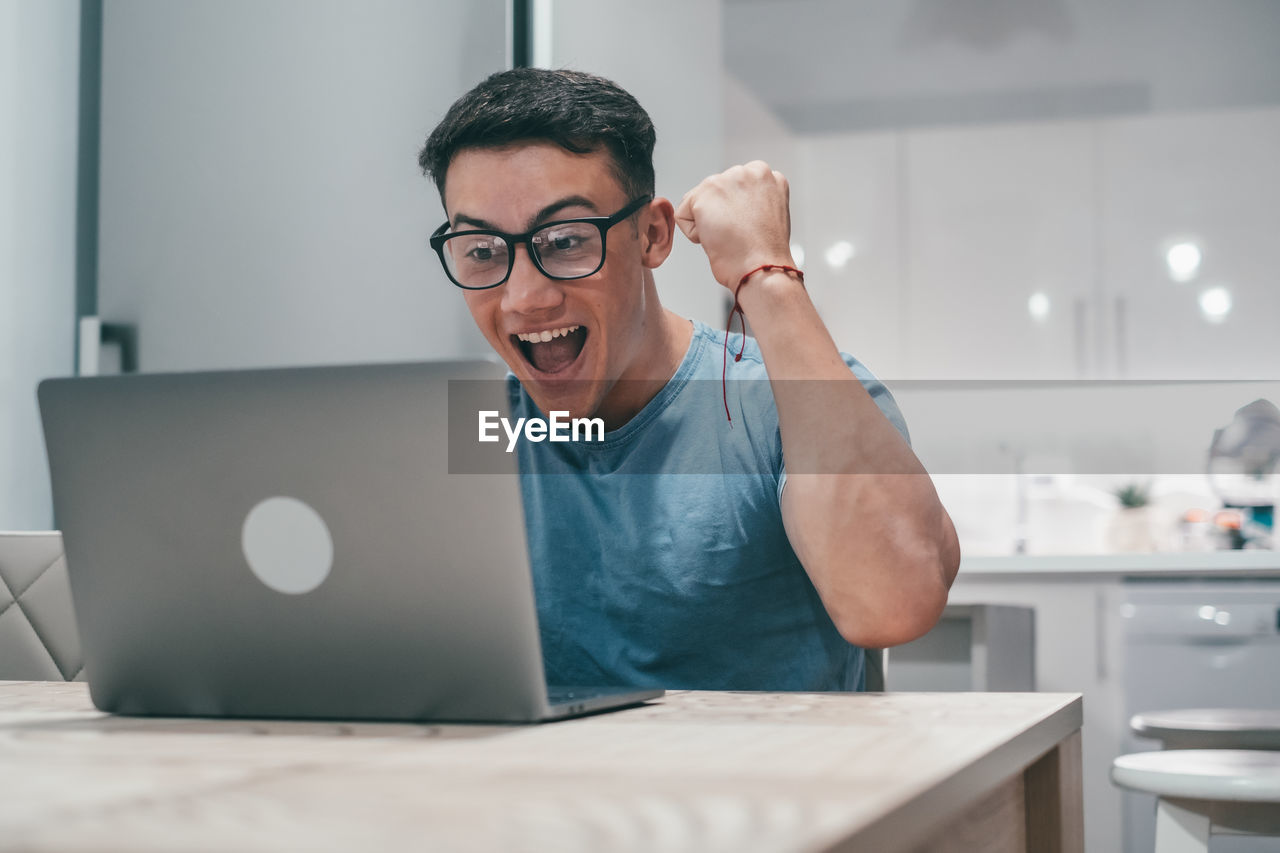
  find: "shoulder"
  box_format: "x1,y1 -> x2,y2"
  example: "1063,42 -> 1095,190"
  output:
837,352 -> 911,445
689,319 -> 769,380
699,319 -> 909,444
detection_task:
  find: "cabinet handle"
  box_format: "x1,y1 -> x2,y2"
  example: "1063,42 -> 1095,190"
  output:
1095,588 -> 1107,682
1114,296 -> 1127,377
1073,298 -> 1088,376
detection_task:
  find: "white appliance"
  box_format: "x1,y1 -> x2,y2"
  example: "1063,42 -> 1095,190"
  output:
1121,579 -> 1280,853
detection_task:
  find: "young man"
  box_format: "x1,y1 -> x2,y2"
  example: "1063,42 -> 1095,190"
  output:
419,68 -> 960,691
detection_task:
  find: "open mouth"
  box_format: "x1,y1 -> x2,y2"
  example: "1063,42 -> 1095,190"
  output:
513,325 -> 588,375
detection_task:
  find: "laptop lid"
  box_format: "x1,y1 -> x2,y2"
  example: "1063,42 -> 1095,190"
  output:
38,360 -> 586,723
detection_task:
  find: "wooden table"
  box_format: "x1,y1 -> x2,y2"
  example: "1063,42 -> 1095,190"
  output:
0,682 -> 1082,852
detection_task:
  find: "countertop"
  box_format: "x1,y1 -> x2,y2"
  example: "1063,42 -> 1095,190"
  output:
959,549 -> 1280,578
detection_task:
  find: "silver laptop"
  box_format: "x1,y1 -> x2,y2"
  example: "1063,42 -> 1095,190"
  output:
38,360 -> 661,723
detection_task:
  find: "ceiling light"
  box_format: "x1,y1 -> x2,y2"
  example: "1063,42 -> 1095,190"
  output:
1166,242 -> 1202,283
1027,292 -> 1050,322
823,240 -> 856,270
1199,286 -> 1231,322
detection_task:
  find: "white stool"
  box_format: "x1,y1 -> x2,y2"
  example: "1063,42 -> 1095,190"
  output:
1131,708 -> 1280,751
1111,749 -> 1280,852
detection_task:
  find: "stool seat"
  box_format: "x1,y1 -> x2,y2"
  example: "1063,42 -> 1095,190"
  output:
1131,708 -> 1280,750
1112,749 -> 1280,803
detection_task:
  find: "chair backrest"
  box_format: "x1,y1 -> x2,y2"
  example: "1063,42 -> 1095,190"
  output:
864,647 -> 887,692
0,532 -> 84,681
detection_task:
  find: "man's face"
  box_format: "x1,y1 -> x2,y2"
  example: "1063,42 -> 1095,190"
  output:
442,142 -> 657,420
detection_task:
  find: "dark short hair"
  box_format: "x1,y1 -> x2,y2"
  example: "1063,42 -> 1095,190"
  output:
419,68 -> 656,204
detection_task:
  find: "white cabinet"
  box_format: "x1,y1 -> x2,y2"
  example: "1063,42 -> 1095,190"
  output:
946,573 -> 1127,853
904,121 -> 1097,379
795,132 -> 907,378
902,107 -> 1280,380
777,107 -> 1280,381
1099,108 -> 1280,379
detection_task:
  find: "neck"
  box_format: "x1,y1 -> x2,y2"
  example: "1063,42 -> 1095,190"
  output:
594,278 -> 693,431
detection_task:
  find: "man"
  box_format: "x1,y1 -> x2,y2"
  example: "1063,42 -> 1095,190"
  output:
419,68 -> 960,691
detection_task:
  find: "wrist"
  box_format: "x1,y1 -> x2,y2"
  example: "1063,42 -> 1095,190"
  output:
736,261 -> 801,288
719,262 -> 808,424
735,264 -> 806,309
738,271 -> 807,311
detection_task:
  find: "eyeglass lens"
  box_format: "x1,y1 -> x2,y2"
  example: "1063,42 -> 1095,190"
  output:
442,221 -> 604,289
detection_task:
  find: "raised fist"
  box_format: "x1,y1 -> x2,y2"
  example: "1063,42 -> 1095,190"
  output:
674,161 -> 795,292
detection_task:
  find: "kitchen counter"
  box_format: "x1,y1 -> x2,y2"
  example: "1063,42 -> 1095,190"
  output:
959,550 -> 1280,577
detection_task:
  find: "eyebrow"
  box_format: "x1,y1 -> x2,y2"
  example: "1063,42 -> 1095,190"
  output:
451,195 -> 600,232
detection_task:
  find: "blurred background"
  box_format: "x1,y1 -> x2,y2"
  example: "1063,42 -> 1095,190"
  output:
4,4 -> 1280,851
3,0 -> 1279,545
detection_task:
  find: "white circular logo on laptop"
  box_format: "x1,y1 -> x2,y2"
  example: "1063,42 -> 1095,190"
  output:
241,496 -> 333,595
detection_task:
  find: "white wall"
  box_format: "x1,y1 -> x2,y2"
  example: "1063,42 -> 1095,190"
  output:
0,0 -> 79,530
546,0 -> 727,328
97,0 -> 506,372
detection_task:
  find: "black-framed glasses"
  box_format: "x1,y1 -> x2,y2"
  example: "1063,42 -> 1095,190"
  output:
429,194 -> 652,290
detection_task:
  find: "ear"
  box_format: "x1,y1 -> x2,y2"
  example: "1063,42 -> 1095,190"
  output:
639,197 -> 676,269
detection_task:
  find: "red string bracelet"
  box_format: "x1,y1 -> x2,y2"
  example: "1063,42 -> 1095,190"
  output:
722,264 -> 805,425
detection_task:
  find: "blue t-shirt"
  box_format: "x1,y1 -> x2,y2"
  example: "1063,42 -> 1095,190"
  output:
512,320 -> 909,691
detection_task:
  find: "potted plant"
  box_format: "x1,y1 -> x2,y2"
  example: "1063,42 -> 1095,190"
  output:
1107,482 -> 1156,552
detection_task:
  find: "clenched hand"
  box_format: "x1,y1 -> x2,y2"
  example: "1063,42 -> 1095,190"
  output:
674,161 -> 796,292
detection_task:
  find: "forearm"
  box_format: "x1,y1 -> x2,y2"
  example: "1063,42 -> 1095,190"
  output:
738,270 -> 960,647
673,160 -> 960,645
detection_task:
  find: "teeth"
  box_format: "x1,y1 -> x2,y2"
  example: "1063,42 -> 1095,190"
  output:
516,325 -> 580,343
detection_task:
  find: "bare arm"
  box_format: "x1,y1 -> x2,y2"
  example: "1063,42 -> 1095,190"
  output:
675,161 -> 960,648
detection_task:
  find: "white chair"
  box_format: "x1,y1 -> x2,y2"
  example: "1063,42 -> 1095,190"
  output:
0,531 -> 83,681
864,647 -> 886,691
1111,749 -> 1280,852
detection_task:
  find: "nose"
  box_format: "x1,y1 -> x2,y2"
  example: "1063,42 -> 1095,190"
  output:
500,244 -> 563,315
